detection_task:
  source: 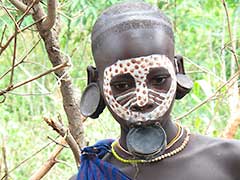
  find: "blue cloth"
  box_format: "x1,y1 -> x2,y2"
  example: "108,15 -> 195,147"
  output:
77,139 -> 131,180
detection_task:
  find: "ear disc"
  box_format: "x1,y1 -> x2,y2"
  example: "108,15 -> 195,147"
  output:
176,74 -> 193,99
175,55 -> 193,99
80,83 -> 106,119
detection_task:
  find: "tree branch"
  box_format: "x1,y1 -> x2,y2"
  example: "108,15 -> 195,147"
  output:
31,2 -> 86,148
0,61 -> 69,96
0,38 -> 41,81
43,117 -> 81,168
0,16 -> 45,55
2,3 -> 21,31
175,70 -> 240,121
221,0 -> 239,70
9,0 -> 34,14
184,56 -> 225,82
41,0 -> 56,31
0,25 -> 7,48
1,136 -> 8,180
29,138 -> 66,180
0,141 -> 53,180
9,25 -> 18,86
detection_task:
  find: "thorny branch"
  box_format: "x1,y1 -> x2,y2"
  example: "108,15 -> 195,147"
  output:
2,0 -> 84,179
0,0 -> 55,55
47,136 -> 68,148
5,0 -> 85,151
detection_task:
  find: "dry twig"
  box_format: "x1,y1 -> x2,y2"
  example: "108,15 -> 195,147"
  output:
0,61 -> 69,96
16,0 -> 37,25
221,0 -> 239,70
184,56 -> 225,82
0,16 -> 45,55
0,25 -> 7,48
9,25 -> 18,86
175,71 -> 240,121
9,0 -> 34,14
47,136 -> 68,148
10,0 -> 57,31
1,3 -> 21,32
44,117 -> 81,168
221,0 -> 240,138
1,136 -> 8,180
0,38 -> 41,80
29,138 -> 66,180
0,141 -> 53,180
41,0 -> 57,31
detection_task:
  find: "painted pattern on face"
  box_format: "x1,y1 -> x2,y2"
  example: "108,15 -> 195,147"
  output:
103,55 -> 177,123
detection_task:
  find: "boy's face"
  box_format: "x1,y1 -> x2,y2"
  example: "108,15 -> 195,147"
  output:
103,54 -> 176,124
93,28 -> 175,127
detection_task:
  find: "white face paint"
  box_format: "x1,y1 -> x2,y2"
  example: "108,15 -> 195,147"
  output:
103,54 -> 177,123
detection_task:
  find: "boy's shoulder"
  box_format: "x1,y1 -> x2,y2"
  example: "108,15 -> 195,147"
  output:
191,133 -> 240,150
189,133 -> 240,163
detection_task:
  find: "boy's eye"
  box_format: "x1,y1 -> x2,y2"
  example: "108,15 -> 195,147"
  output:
110,73 -> 135,94
151,75 -> 169,86
112,82 -> 131,91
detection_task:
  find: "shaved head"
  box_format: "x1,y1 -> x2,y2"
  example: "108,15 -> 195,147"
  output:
91,2 -> 175,74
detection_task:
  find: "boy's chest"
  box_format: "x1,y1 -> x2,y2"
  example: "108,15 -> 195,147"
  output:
116,157 -> 234,180
129,166 -> 232,180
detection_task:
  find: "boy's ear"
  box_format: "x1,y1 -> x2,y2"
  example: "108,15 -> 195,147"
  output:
174,55 -> 193,99
80,66 -> 106,119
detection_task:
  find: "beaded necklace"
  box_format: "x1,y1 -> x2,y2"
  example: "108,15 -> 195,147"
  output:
111,126 -> 190,163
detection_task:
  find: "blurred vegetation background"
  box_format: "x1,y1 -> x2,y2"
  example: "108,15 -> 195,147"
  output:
0,0 -> 239,179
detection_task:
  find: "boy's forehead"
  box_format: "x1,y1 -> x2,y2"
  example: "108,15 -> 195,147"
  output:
104,55 -> 174,80
93,28 -> 174,74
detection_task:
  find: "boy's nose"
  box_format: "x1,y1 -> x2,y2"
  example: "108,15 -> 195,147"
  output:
130,103 -> 154,113
135,82 -> 149,107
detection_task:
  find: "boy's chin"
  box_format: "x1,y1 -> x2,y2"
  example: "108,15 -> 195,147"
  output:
109,110 -> 169,128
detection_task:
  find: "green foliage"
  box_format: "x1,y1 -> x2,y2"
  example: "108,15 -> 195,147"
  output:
0,0 -> 239,179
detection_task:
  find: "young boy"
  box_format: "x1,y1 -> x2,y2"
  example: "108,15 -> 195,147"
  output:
74,1 -> 240,180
